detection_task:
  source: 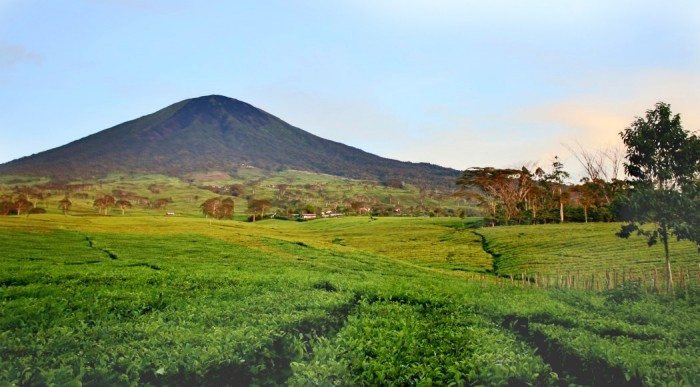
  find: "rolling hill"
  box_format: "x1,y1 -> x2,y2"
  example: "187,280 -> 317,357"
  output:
0,95 -> 460,187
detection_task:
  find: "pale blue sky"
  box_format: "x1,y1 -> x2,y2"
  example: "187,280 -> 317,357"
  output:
1,0 -> 698,173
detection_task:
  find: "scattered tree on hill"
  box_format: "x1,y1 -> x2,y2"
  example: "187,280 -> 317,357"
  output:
544,156 -> 570,223
574,179 -> 600,223
275,184 -> 289,200
201,197 -> 235,219
94,195 -> 115,215
229,184 -> 245,197
221,198 -> 234,218
58,197 -> 72,215
153,198 -> 172,209
456,167 -> 532,224
28,190 -> 44,208
14,196 -> 33,216
349,200 -> 368,215
247,198 -> 270,222
115,199 -> 132,215
616,102 -> 700,293
0,199 -> 13,215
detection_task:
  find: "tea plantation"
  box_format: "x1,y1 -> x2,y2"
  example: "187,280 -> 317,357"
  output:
0,215 -> 698,385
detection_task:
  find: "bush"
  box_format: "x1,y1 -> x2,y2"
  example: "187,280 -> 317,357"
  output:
604,281 -> 644,304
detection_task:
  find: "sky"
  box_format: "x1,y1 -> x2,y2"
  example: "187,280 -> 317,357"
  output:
1,0 -> 698,177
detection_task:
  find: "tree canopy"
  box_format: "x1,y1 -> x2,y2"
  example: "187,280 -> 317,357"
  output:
617,102 -> 700,292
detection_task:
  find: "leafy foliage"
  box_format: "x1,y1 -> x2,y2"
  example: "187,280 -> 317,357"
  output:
0,215 -> 697,385
617,102 -> 700,290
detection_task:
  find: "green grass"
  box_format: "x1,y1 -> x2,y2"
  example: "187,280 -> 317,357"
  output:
479,223 -> 699,281
0,215 -> 698,385
0,170 -> 470,218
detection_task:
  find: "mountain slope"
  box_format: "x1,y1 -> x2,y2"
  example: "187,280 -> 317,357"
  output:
0,95 -> 460,186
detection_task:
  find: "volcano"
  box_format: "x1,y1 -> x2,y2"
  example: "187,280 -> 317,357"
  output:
0,95 -> 459,186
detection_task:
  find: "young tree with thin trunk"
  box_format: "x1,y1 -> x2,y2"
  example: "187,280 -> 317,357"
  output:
58,197 -> 72,215
545,156 -> 570,223
247,198 -> 270,222
94,195 -> 115,215
14,196 -> 33,216
220,198 -> 234,219
617,102 -> 699,293
574,179 -> 600,223
115,199 -> 132,215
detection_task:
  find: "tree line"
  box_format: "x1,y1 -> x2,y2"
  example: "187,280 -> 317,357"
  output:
456,155 -> 626,226
457,102 -> 698,292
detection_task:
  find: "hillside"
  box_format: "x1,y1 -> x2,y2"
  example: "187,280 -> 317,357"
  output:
0,95 -> 459,187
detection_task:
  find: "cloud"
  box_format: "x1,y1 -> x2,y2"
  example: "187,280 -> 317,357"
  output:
0,42 -> 42,67
517,69 -> 700,150
385,68 -> 700,175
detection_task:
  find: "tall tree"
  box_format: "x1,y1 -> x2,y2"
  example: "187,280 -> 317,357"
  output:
574,179 -> 601,223
115,199 -> 132,215
153,198 -> 172,209
456,167 -> 532,224
220,198 -> 235,219
544,156 -> 570,223
617,102 -> 700,293
201,197 -> 234,219
201,197 -> 221,219
247,198 -> 271,222
0,199 -> 13,215
58,197 -> 72,215
94,195 -> 115,215
14,196 -> 34,216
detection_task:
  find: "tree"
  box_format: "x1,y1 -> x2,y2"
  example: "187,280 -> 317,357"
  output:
220,198 -> 234,219
58,197 -> 72,215
575,179 -> 602,223
275,184 -> 289,200
201,197 -> 220,219
456,167 -> 532,224
94,195 -> 115,215
14,196 -> 34,216
0,199 -> 13,215
201,197 -> 234,220
115,199 -> 132,215
544,156 -> 570,223
617,102 -> 700,293
247,198 -> 271,222
153,198 -> 172,209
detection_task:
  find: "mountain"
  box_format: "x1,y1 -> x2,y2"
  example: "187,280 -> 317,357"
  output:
0,95 -> 460,186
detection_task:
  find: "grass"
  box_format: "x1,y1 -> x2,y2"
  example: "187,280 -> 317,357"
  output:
0,213 -> 698,385
478,223 -> 699,290
0,170 -> 470,218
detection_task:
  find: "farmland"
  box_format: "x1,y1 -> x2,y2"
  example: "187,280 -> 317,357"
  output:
479,223 -> 700,291
1,213 -> 698,385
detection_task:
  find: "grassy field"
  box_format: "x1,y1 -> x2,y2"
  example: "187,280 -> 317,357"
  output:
1,214 -> 698,385
0,170 -> 469,218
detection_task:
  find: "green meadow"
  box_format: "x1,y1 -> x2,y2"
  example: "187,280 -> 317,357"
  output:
1,213 -> 698,386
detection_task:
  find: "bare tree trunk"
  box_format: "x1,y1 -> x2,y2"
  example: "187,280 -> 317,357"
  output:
583,206 -> 588,223
559,201 -> 564,223
661,223 -> 674,294
558,187 -> 564,223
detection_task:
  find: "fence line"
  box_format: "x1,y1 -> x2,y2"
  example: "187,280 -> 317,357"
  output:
492,264 -> 700,295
